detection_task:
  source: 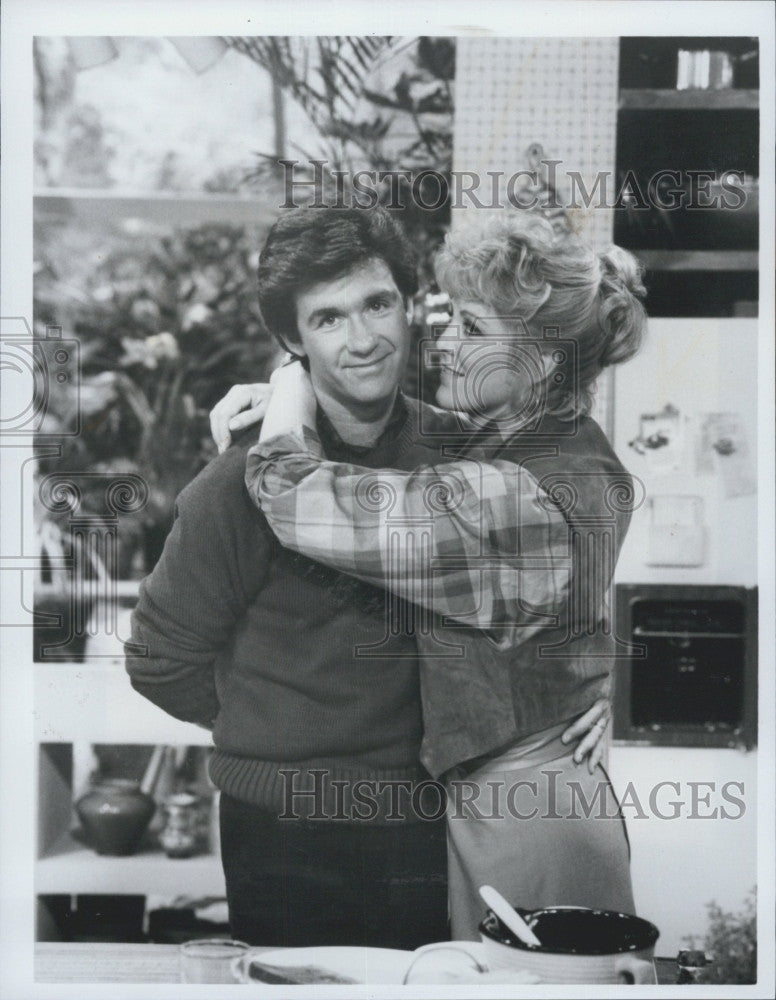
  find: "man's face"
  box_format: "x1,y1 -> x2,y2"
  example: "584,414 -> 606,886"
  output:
293,258 -> 411,417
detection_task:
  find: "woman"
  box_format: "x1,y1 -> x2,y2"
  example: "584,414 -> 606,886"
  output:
214,211 -> 647,938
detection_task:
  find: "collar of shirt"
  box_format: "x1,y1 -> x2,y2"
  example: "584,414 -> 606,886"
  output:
315,392 -> 410,467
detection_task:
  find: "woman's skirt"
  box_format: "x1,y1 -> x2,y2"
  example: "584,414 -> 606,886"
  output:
445,718 -> 635,940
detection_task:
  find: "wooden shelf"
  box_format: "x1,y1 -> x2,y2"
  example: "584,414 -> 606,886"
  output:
37,831 -> 224,895
619,89 -> 758,110
34,189 -> 277,228
634,250 -> 758,272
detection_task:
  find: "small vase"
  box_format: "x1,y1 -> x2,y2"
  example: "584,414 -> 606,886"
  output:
159,792 -> 200,858
75,779 -> 156,856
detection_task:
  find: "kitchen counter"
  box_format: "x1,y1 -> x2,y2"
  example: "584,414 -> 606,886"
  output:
36,943 -> 183,983
35,943 -> 679,984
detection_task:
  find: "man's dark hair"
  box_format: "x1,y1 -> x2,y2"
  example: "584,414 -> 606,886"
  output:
257,207 -> 418,353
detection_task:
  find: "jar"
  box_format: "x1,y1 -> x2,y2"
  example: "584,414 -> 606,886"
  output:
75,778 -> 156,856
676,949 -> 713,984
159,792 -> 200,858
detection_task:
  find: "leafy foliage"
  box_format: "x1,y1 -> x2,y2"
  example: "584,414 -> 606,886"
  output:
230,36 -> 455,279
226,36 -> 395,168
36,224 -> 279,542
683,887 -> 757,984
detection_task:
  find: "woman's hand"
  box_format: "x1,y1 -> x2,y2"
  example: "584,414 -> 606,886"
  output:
560,698 -> 611,773
209,383 -> 274,454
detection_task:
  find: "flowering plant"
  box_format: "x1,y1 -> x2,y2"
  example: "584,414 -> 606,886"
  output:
35,223 -> 280,571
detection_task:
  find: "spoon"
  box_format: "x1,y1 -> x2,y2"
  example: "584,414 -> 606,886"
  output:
479,885 -> 542,948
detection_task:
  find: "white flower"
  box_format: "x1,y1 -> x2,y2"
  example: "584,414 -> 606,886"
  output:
121,337 -> 157,369
80,372 -> 119,412
146,332 -> 180,363
182,302 -> 212,330
119,333 -> 179,369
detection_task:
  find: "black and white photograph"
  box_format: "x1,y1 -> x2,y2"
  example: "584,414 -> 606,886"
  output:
1,1 -> 774,996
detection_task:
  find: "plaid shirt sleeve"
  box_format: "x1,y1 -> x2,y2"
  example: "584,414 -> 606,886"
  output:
246,428 -> 571,642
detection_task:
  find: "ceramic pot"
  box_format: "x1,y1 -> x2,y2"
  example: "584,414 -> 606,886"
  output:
478,906 -> 659,984
75,779 -> 155,856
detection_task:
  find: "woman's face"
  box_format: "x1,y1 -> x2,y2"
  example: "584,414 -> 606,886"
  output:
434,298 -> 550,424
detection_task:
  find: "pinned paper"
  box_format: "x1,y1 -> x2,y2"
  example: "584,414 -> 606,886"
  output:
696,412 -> 756,498
628,404 -> 684,474
646,495 -> 706,567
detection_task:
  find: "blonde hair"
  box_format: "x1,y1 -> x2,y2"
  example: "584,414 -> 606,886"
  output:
434,212 -> 647,418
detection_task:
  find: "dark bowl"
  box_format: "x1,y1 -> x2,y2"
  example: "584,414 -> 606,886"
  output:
480,906 -> 660,956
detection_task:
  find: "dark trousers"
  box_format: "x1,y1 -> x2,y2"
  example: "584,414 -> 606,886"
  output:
220,793 -> 448,948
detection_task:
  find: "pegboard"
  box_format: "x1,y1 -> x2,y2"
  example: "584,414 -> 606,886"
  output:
452,37 -> 620,249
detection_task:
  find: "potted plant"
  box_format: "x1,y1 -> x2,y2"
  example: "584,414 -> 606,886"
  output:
35,222 -> 280,577
681,888 -> 757,984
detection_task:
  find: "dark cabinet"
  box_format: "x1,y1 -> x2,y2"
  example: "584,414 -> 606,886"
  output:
613,585 -> 757,748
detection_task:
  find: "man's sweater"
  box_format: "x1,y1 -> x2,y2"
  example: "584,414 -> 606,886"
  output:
126,397 -> 446,822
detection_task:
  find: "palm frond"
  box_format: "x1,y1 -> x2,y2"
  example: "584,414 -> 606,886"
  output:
225,35 -> 392,120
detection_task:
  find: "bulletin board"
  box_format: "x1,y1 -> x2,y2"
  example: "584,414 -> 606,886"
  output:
452,36 -> 620,249
451,36 -> 621,433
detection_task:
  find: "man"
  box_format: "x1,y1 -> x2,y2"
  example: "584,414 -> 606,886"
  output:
127,208 -> 455,949
127,207 -> 603,949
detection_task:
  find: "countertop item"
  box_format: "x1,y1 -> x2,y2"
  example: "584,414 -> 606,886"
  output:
233,946 -> 414,985
35,943 -> 680,985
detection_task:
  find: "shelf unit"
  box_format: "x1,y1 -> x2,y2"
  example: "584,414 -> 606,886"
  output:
614,38 -> 759,317
633,250 -> 758,272
33,180 -> 275,938
619,88 -> 758,110
34,188 -> 278,228
35,662 -> 214,745
38,832 -> 225,897
36,663 -> 225,923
